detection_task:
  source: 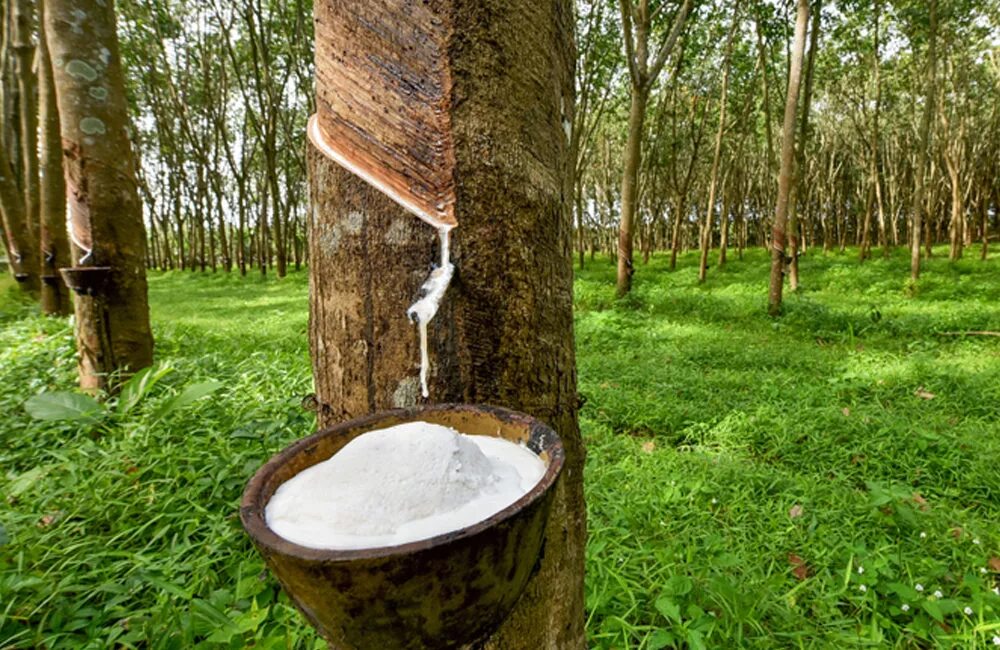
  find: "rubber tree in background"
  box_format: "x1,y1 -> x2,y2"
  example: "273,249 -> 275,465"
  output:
45,0 -> 153,391
767,0 -> 809,316
1,0 -> 41,293
616,0 -> 693,296
38,0 -> 72,315
910,0 -> 937,282
307,0 -> 585,646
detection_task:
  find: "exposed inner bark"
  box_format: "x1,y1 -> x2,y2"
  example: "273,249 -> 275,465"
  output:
314,0 -> 456,227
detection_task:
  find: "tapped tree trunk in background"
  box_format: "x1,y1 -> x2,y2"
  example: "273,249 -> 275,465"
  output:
38,0 -> 72,316
767,0 -> 809,316
307,1 -> 584,648
14,0 -> 41,275
2,0 -> 41,293
45,0 -> 153,392
0,140 -> 39,292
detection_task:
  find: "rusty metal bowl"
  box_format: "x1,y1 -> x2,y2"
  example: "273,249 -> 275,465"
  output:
240,404 -> 564,649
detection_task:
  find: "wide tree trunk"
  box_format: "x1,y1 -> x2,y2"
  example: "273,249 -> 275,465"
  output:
45,0 -> 154,392
307,1 -> 584,648
767,0 -> 809,316
38,0 -> 72,316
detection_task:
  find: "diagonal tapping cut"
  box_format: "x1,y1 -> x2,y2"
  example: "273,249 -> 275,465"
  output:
309,0 -> 458,397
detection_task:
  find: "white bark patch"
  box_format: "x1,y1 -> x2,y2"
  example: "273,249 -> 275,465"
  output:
315,211 -> 365,253
384,218 -> 412,246
69,10 -> 87,33
80,118 -> 106,135
391,377 -> 422,408
66,60 -> 98,82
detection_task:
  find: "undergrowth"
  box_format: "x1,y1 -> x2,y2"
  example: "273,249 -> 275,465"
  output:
1,247 -> 998,648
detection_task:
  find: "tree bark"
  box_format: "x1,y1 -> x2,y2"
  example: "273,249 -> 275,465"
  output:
699,4 -> 738,283
1,0 -> 41,293
788,0 -> 820,291
37,0 -> 71,315
617,90 -> 646,295
910,0 -> 936,281
45,0 -> 153,392
767,0 -> 809,316
308,1 -> 584,648
14,0 -> 41,282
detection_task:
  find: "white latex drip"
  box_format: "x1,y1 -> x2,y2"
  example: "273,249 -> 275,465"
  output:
407,227 -> 454,398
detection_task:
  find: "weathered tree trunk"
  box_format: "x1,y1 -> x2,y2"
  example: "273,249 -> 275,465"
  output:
308,1 -> 584,648
45,0 -> 153,392
37,0 -> 71,315
767,0 -> 808,316
910,0 -> 936,281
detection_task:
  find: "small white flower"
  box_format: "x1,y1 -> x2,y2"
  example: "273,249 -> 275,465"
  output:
901,603 -> 910,612
711,498 -> 718,505
933,590 -> 943,598
993,635 -> 1000,646
859,584 -> 867,593
974,538 -> 981,545
963,606 -> 973,615
915,584 -> 924,592
982,567 -> 989,574
857,566 -> 865,575
993,587 -> 999,596
919,532 -> 927,539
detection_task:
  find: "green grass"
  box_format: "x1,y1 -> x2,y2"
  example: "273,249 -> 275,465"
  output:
2,248 -> 999,648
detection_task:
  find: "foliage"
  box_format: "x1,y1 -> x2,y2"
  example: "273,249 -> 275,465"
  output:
2,250 -> 1000,647
579,247 -> 1000,647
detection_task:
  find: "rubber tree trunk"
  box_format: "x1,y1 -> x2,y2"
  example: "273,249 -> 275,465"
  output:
617,91 -> 646,296
45,0 -> 154,392
38,0 -> 72,316
767,0 -> 809,317
14,0 -> 41,280
307,1 -> 584,648
788,0 -> 820,290
1,0 -> 41,294
910,0 -> 936,281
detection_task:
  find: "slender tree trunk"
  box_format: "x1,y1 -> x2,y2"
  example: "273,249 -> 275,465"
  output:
1,0 -> 41,293
910,0 -> 936,281
308,2 -> 583,647
617,90 -> 646,296
788,0 -> 820,291
37,0 -> 71,315
45,0 -> 154,392
700,5 -> 738,282
14,0 -> 41,274
767,0 -> 809,316
717,188 -> 729,267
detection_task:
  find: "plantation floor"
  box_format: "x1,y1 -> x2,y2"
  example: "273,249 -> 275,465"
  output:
2,247 -> 999,648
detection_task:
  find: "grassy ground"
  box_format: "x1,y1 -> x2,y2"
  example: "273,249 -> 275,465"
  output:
2,247 -> 999,648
